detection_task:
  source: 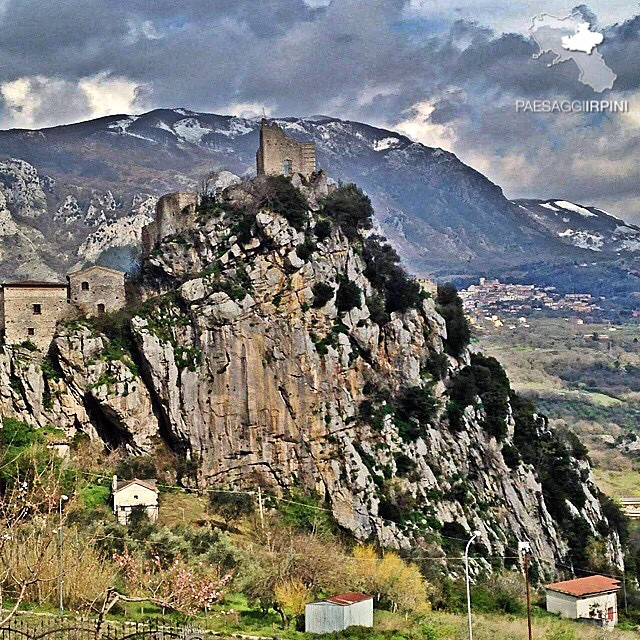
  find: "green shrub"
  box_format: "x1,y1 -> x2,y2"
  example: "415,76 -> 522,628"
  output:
501,444 -> 521,469
320,183 -> 373,240
335,277 -> 362,314
446,355 -> 510,440
394,385 -> 438,442
296,237 -> 316,261
436,284 -> 471,357
115,455 -> 157,480
314,218 -> 332,241
311,282 -> 334,308
278,491 -> 335,534
363,236 -> 422,315
77,483 -> 111,510
470,354 -> 510,440
366,292 -> 388,325
424,350 -> 448,380
259,175 -> 308,230
209,490 -> 255,522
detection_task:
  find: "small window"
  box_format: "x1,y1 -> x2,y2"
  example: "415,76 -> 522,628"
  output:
81,281 -> 89,291
27,328 -> 35,336
134,494 -> 139,500
97,303 -> 106,314
283,159 -> 292,176
33,304 -> 41,315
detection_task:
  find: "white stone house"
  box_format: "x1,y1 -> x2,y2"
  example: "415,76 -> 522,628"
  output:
305,592 -> 373,634
546,575 -> 620,628
111,475 -> 159,525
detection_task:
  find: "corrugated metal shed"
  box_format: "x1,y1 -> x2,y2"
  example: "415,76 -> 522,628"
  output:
305,592 -> 373,634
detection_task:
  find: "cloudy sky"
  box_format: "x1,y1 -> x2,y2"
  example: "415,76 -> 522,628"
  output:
0,0 -> 639,218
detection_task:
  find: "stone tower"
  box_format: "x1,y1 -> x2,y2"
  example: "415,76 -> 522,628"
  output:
256,119 -> 316,178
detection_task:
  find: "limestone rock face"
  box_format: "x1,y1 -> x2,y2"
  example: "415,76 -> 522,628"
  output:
0,177 -> 624,573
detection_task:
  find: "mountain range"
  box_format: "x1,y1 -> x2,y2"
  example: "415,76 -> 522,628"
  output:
0,108 -> 637,310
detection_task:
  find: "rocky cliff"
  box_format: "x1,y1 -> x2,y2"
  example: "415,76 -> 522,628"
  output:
0,174 -> 623,573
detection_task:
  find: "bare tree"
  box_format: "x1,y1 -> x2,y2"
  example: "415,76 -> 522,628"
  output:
0,456 -> 68,624
198,170 -> 220,201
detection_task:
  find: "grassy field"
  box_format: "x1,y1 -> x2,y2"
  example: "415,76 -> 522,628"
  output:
6,605 -> 640,640
473,316 -> 640,500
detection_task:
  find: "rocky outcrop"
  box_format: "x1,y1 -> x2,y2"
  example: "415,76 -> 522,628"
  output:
0,175 -> 624,573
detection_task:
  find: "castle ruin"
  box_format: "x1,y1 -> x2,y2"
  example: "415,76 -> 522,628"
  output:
141,192 -> 198,257
256,119 -> 316,178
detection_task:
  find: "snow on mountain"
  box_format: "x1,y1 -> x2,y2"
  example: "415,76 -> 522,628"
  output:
514,198 -> 640,255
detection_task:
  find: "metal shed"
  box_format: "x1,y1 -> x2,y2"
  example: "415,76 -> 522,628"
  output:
305,592 -> 373,634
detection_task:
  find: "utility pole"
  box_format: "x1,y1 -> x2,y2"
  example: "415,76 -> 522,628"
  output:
465,531 -> 480,640
58,494 -> 68,617
257,486 -> 265,531
524,554 -> 533,640
519,540 -> 533,640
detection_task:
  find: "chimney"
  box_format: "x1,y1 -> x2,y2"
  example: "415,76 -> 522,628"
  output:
112,475 -> 118,492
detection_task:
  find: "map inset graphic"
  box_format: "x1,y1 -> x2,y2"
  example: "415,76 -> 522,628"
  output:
530,13 -> 616,92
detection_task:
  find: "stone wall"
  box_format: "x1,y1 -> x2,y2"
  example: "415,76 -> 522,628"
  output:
68,266 -> 126,316
141,192 -> 198,257
0,284 -> 69,350
256,119 -> 316,178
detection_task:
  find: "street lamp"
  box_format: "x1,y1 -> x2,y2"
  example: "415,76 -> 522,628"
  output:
465,530 -> 480,640
58,494 -> 68,617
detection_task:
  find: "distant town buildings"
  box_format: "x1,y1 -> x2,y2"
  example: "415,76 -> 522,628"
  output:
545,575 -> 620,628
0,265 -> 126,350
111,475 -> 159,525
619,497 -> 640,519
459,278 -> 603,327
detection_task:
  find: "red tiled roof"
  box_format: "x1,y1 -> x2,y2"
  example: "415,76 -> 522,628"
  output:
325,592 -> 372,606
546,575 -> 620,597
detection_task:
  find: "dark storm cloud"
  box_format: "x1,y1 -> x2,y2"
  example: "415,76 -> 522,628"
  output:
0,0 -> 638,216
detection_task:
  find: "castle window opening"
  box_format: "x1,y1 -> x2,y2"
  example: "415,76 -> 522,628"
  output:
283,159 -> 292,176
97,303 -> 105,314
27,328 -> 34,336
33,304 -> 41,315
81,281 -> 89,291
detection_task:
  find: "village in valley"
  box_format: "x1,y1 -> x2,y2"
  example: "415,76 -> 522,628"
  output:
458,278 -> 605,330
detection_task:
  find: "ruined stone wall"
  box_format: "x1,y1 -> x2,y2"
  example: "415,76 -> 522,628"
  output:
256,119 -> 316,178
69,267 -> 126,316
0,285 -> 69,350
141,192 -> 198,257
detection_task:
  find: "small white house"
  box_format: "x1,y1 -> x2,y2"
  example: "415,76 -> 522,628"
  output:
111,475 -> 159,525
305,592 -> 373,634
546,575 -> 620,629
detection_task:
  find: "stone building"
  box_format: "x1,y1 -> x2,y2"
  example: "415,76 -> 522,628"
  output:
0,281 -> 69,350
68,265 -> 126,316
256,119 -> 316,178
111,475 -> 158,525
141,192 -> 198,257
